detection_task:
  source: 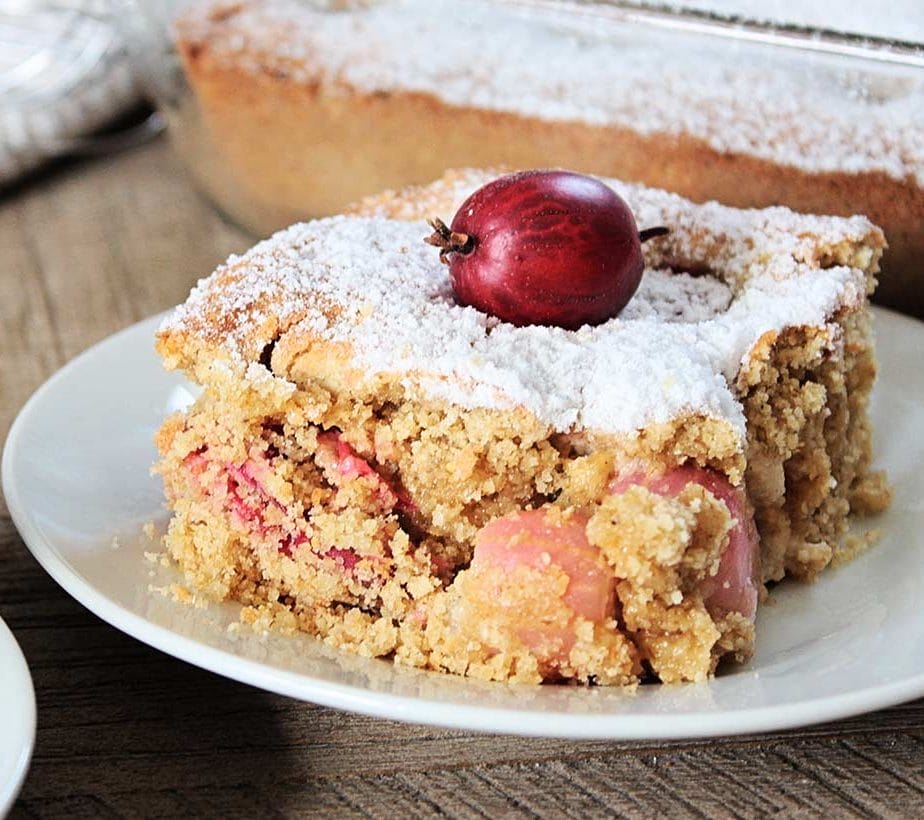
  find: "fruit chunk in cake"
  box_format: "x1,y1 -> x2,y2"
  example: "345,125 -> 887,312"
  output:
154,168 -> 889,685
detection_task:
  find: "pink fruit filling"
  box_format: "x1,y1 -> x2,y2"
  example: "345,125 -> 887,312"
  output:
315,430 -> 416,513
323,546 -> 361,571
184,450 -> 309,555
610,465 -> 760,621
182,437 -> 403,570
471,508 -> 615,662
465,464 -> 759,666
473,509 -> 614,622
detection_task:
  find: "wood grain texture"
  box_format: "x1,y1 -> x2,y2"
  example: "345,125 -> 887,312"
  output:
1,140 -> 923,819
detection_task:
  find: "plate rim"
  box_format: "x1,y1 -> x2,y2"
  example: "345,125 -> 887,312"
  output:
0,616 -> 36,817
3,307 -> 924,740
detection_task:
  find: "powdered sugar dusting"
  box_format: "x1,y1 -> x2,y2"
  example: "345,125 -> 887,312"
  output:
161,172 -> 881,440
624,271 -> 732,323
177,0 -> 924,184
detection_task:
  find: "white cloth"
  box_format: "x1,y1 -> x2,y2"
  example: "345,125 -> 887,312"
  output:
0,2 -> 140,186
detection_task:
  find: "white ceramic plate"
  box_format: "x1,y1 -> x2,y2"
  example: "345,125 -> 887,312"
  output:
3,308 -> 923,739
0,616 -> 35,817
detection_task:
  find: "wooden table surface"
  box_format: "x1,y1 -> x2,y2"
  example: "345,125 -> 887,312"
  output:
1,139 -> 923,819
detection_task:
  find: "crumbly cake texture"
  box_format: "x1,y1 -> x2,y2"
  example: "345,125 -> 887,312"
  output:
155,169 -> 890,685
173,0 -> 924,313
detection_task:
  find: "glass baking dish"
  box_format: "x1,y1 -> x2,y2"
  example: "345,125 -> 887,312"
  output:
118,0 -> 924,314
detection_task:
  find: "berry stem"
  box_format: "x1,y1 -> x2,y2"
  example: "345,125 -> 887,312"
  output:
639,226 -> 669,244
425,217 -> 475,264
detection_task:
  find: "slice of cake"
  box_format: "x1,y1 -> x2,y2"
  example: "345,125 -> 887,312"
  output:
170,0 -> 924,315
154,169 -> 890,685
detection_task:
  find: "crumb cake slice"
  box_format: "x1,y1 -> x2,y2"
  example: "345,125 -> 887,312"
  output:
155,169 -> 890,685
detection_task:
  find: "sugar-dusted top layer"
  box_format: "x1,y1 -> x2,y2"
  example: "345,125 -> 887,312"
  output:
159,170 -> 884,440
177,0 -> 924,185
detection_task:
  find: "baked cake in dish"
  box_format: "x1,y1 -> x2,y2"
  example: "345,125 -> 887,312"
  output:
155,169 -> 890,686
171,0 -> 924,315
